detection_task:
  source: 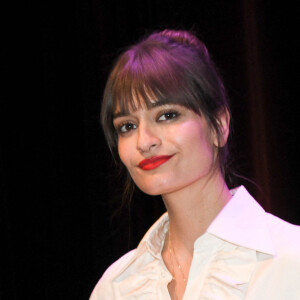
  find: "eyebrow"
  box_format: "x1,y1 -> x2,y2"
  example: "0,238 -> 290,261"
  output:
112,98 -> 174,119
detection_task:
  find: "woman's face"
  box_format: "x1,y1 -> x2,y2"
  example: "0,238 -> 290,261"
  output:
113,101 -> 220,196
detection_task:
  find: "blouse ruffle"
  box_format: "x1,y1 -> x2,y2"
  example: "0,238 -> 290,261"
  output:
113,253 -> 167,299
198,242 -> 257,299
113,238 -> 257,299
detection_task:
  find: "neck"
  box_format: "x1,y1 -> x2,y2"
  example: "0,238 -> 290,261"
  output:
162,170 -> 231,254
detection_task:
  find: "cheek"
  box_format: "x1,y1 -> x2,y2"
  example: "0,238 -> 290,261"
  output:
175,121 -> 215,166
118,140 -> 131,169
174,120 -> 212,148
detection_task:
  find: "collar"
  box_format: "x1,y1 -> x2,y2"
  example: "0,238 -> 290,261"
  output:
116,186 -> 275,279
141,185 -> 275,257
206,185 -> 276,255
136,211 -> 169,259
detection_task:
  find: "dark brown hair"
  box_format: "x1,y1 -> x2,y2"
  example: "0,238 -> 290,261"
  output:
101,29 -> 231,203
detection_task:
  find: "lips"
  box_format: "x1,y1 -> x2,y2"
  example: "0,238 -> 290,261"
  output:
138,155 -> 173,171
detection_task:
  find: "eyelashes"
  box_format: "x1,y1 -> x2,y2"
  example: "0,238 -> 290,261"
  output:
157,110 -> 179,121
115,109 -> 181,135
117,122 -> 136,134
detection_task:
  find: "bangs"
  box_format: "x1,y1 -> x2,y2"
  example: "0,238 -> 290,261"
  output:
110,45 -> 204,116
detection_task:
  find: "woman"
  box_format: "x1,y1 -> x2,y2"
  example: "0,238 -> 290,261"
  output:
90,29 -> 300,299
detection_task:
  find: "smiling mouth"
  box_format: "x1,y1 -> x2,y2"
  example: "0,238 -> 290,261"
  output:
138,155 -> 173,171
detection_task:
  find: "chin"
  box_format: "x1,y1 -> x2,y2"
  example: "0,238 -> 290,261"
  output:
135,179 -> 179,196
136,184 -> 162,196
133,181 -> 162,196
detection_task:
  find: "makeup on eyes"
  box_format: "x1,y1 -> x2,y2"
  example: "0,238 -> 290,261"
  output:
115,112 -> 179,136
157,110 -> 180,121
114,106 -> 183,135
116,122 -> 136,134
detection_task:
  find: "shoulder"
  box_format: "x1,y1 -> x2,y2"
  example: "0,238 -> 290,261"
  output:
89,213 -> 168,299
266,213 -> 300,258
89,249 -> 137,300
100,249 -> 137,282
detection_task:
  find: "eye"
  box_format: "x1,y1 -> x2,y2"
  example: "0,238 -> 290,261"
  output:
117,122 -> 137,134
157,111 -> 179,121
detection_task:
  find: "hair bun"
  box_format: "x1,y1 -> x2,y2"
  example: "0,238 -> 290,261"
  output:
153,29 -> 209,57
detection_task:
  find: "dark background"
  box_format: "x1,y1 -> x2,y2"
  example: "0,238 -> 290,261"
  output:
1,0 -> 299,299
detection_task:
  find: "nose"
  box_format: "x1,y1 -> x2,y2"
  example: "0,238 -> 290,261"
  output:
136,122 -> 161,153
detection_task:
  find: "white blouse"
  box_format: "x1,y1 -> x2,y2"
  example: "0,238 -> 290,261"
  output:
90,186 -> 300,299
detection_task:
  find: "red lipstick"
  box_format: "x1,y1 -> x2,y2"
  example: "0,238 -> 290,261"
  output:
138,155 -> 173,171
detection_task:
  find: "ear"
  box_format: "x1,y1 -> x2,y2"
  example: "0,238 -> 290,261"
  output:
213,108 -> 230,148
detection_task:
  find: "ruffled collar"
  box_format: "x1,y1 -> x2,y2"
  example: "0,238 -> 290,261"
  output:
112,186 -> 276,299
